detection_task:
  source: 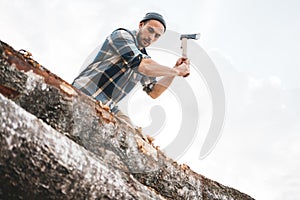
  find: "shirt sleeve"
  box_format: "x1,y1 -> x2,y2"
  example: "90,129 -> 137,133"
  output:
109,30 -> 149,72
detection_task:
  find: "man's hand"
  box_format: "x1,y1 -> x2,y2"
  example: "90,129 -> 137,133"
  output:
147,57 -> 190,99
174,57 -> 190,77
175,57 -> 189,66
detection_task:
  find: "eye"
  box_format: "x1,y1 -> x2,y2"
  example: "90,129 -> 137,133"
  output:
148,27 -> 154,33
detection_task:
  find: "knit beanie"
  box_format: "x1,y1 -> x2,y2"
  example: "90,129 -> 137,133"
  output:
140,12 -> 166,31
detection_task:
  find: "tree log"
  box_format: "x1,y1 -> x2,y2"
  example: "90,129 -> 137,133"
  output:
0,94 -> 166,200
0,40 -> 254,199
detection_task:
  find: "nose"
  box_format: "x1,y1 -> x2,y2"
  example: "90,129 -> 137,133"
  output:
148,33 -> 155,41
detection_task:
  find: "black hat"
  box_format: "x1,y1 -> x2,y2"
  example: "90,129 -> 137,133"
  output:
140,12 -> 166,31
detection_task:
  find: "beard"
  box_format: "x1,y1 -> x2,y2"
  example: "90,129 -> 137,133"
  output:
137,32 -> 150,48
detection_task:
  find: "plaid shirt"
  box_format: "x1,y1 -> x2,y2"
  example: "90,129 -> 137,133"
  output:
72,29 -> 157,113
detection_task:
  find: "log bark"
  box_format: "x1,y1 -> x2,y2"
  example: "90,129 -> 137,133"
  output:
0,94 -> 165,200
0,40 -> 254,199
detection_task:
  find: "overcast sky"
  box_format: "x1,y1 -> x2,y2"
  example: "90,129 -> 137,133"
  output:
1,0 -> 300,199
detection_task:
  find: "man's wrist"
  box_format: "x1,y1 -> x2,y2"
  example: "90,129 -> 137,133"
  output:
173,68 -> 179,76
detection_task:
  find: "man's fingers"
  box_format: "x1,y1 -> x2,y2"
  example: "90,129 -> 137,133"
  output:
183,72 -> 190,77
183,62 -> 190,77
174,59 -> 191,77
175,59 -> 182,66
175,57 -> 190,68
183,58 -> 190,65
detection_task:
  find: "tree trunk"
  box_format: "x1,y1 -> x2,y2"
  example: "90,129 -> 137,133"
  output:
0,40 -> 254,200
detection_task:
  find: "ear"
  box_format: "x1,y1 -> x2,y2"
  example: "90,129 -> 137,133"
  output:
139,22 -> 144,29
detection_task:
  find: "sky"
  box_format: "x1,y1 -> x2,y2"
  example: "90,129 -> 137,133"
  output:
1,0 -> 300,199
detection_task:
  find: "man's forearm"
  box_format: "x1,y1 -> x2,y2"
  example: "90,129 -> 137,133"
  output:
148,76 -> 175,99
138,58 -> 178,77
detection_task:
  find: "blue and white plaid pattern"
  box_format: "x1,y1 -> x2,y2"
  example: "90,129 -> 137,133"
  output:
72,29 -> 157,113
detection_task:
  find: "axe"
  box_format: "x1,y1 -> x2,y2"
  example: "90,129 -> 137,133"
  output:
180,33 -> 200,77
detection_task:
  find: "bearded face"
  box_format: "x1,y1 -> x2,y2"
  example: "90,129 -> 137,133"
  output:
137,20 -> 164,49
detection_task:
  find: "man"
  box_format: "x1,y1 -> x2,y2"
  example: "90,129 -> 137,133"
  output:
73,12 -> 190,126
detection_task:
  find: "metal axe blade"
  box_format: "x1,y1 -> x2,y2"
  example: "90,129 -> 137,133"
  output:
180,33 -> 201,40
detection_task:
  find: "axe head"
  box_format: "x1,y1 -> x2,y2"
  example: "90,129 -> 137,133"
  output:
180,33 -> 200,40
180,33 -> 201,58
